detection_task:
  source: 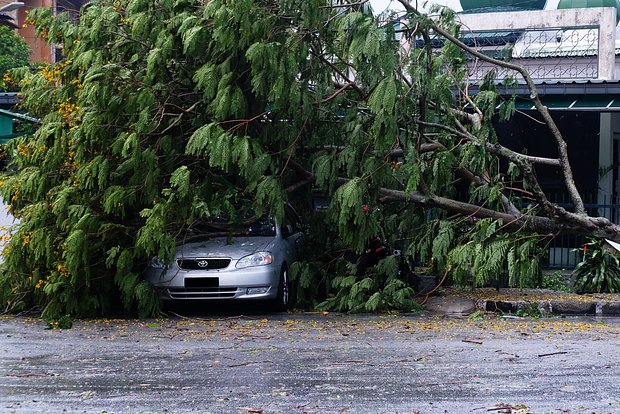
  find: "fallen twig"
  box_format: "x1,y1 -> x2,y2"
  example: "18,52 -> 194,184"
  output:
419,266 -> 451,305
424,380 -> 471,387
487,407 -> 513,413
538,351 -> 568,358
228,360 -> 272,368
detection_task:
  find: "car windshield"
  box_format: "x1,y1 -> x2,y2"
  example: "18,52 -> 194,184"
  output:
183,203 -> 277,241
192,216 -> 275,237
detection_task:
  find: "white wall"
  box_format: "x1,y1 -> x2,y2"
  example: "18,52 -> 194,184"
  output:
0,201 -> 18,262
370,0 -> 562,14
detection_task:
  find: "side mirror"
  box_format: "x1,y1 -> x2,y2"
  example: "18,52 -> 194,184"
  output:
281,224 -> 294,238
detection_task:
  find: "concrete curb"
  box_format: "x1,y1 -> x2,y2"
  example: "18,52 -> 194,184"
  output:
482,299 -> 620,315
425,288 -> 620,316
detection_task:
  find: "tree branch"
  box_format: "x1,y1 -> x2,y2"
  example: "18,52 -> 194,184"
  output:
415,119 -> 561,167
309,48 -> 367,99
321,82 -> 355,103
396,0 -> 585,214
286,157 -> 620,241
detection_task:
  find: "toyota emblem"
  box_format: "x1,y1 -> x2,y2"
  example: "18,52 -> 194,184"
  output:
197,260 -> 209,268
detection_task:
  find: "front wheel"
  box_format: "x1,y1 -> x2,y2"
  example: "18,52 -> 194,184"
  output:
272,267 -> 289,312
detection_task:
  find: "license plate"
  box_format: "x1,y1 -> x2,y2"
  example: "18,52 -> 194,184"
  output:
185,277 -> 219,288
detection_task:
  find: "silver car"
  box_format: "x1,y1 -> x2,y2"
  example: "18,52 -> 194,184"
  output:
144,204 -> 304,310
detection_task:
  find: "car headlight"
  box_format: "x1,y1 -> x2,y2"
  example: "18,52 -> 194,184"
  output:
236,251 -> 273,269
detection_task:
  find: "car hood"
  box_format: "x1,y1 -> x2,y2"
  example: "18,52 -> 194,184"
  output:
176,236 -> 274,260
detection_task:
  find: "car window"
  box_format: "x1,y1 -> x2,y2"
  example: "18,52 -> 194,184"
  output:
284,205 -> 303,233
187,206 -> 277,239
186,218 -> 276,238
245,215 -> 277,236
194,215 -> 276,236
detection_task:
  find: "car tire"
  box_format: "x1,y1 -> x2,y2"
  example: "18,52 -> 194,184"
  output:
272,266 -> 289,312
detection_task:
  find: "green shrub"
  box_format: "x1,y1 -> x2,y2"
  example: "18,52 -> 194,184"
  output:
573,239 -> 620,293
318,255 -> 421,313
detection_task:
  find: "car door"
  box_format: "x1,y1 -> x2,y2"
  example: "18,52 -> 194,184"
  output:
281,204 -> 304,261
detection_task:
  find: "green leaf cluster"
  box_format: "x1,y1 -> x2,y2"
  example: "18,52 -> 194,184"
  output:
0,0 -> 544,317
409,217 -> 544,289
0,0 -> 318,317
318,255 -> 421,313
573,239 -> 620,293
0,26 -> 30,91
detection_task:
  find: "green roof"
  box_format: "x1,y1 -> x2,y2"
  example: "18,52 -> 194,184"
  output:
557,0 -> 620,22
460,0 -> 547,11
511,95 -> 620,110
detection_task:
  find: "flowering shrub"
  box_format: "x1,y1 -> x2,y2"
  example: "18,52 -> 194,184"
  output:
0,26 -> 30,91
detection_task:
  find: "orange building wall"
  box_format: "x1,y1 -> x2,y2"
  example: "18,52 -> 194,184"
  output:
16,0 -> 54,63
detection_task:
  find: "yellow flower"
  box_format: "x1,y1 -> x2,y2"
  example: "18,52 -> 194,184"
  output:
17,144 -> 29,156
10,188 -> 20,202
57,263 -> 69,277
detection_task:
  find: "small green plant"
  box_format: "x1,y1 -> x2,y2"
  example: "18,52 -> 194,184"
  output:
46,314 -> 73,330
573,239 -> 620,293
468,309 -> 485,321
540,270 -> 573,292
515,303 -> 543,319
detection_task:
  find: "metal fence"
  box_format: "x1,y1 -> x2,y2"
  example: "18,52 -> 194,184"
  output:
465,28 -> 600,81
546,193 -> 620,269
416,27 -> 601,81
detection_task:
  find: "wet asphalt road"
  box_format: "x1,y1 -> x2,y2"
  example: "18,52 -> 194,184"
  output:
2,310 -> 620,414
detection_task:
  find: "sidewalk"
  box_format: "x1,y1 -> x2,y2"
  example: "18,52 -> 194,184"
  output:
424,287 -> 620,316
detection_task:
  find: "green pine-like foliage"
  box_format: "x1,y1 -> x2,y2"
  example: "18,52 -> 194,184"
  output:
0,0 -> 314,317
0,0 -> 551,317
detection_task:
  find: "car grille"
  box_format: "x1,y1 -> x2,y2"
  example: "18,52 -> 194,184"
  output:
176,258 -> 231,270
168,287 -> 238,299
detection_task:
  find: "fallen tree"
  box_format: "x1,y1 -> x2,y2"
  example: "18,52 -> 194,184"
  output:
0,0 -> 614,316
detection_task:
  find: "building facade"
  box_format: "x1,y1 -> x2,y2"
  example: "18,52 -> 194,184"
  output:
452,0 -> 620,266
0,0 -> 85,63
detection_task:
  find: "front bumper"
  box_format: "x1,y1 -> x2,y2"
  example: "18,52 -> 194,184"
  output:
145,264 -> 281,301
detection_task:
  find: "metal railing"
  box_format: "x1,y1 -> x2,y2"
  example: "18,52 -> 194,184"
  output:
416,27 -> 601,81
546,193 -> 620,269
469,28 -> 599,80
